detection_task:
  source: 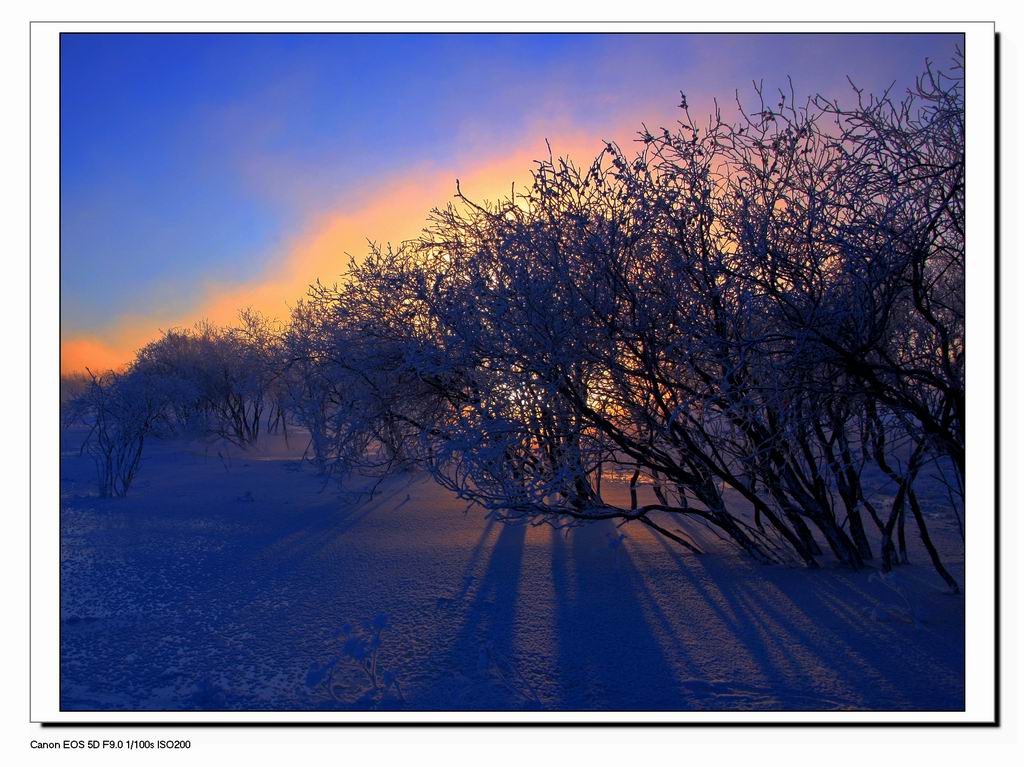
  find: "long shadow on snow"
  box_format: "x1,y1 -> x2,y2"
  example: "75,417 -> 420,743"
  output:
415,522 -> 533,710
649,532 -> 964,711
549,520 -> 700,710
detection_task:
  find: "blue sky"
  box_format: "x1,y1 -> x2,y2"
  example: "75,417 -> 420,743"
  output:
60,32 -> 961,370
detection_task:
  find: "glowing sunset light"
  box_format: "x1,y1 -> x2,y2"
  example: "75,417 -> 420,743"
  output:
60,32 -> 959,374
60,130 -> 620,373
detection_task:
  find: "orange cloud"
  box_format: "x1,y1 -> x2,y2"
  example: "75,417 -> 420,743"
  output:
61,337 -> 132,376
59,112 -> 670,375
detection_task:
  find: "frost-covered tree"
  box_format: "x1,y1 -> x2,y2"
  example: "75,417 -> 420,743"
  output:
280,253 -> 453,480
288,57 -> 963,585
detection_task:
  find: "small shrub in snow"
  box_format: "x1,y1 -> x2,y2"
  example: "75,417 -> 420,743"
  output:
306,614 -> 404,708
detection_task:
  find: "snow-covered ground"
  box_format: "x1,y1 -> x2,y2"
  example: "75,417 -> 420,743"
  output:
59,427 -> 964,711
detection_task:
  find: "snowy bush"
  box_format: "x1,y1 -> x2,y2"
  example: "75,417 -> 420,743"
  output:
283,57 -> 963,586
306,613 -> 404,707
132,311 -> 282,447
72,369 -> 168,497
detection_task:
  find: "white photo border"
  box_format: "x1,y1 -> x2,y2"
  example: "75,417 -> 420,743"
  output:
29,20 -> 998,725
